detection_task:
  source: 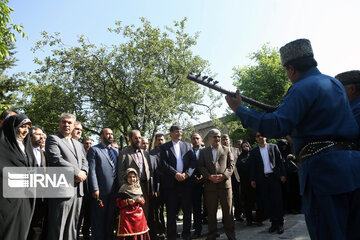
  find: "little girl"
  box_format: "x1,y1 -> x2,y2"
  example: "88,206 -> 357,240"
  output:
116,168 -> 150,240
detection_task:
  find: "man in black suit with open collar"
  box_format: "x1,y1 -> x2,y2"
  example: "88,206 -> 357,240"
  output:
249,132 -> 286,234
160,125 -> 196,240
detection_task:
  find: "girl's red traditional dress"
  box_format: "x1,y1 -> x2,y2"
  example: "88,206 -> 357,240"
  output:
116,197 -> 150,240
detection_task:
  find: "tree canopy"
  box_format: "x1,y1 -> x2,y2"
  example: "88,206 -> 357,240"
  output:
232,44 -> 291,107
221,44 -> 291,145
21,18 -> 218,144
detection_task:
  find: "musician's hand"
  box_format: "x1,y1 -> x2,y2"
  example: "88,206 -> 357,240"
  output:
225,90 -> 242,112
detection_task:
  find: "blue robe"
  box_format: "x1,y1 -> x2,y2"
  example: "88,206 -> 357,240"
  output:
235,67 -> 360,239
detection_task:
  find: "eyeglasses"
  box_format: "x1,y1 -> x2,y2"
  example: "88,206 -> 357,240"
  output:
75,128 -> 83,131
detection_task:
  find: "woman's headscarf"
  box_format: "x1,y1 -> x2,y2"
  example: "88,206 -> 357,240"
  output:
118,168 -> 143,198
241,141 -> 251,153
0,114 -> 35,167
0,114 -> 35,240
238,141 -> 251,163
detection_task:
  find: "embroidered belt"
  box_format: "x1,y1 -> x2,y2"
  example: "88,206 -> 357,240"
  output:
298,140 -> 358,163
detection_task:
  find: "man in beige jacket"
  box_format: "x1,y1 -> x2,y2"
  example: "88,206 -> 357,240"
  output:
198,129 -> 236,240
118,130 -> 151,218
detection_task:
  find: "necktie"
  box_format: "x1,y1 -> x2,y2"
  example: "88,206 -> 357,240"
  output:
107,147 -> 117,177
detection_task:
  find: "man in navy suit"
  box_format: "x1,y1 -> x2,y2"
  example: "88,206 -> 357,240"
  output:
88,128 -> 119,240
160,125 -> 196,240
249,132 -> 286,234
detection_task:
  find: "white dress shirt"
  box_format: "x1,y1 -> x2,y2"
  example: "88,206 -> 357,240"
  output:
259,145 -> 273,174
211,146 -> 218,164
32,146 -> 42,167
66,136 -> 75,153
172,141 -> 183,173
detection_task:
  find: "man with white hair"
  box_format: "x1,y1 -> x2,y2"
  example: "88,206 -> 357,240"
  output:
198,129 -> 236,240
46,113 -> 88,240
71,121 -> 83,141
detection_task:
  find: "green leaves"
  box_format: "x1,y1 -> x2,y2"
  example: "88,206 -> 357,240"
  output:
232,44 -> 290,107
0,0 -> 27,61
22,18 -> 215,141
221,44 -> 291,144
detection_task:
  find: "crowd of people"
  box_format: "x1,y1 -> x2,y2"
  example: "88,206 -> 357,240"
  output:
0,109 -> 300,240
1,38 -> 360,240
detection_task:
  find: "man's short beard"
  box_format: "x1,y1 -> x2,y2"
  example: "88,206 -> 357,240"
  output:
132,143 -> 141,150
104,138 -> 114,145
32,140 -> 42,148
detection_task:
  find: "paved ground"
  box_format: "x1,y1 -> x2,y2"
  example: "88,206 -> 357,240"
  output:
79,212 -> 310,240
177,213 -> 310,240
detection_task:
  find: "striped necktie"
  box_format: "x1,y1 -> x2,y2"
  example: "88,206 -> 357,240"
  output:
107,147 -> 117,177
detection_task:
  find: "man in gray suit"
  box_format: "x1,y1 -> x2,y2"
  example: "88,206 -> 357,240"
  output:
45,113 -> 88,240
198,129 -> 236,240
118,129 -> 151,218
88,128 -> 118,240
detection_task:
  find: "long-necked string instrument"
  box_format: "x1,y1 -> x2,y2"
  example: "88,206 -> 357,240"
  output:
187,73 -> 277,113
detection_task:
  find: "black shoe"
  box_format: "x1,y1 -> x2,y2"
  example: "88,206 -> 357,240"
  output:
157,233 -> 167,240
193,231 -> 202,238
277,225 -> 284,234
236,216 -> 245,222
216,232 -> 220,237
268,225 -> 277,233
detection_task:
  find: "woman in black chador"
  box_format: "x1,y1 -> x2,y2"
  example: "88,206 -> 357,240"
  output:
0,114 -> 35,240
237,142 -> 263,225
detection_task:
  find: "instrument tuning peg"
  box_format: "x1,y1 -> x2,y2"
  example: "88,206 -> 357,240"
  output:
213,81 -> 219,85
195,73 -> 201,78
207,77 -> 213,83
202,76 -> 208,81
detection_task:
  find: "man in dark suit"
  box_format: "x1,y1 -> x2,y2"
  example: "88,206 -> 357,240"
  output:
250,132 -> 286,234
77,137 -> 92,240
27,126 -> 47,240
160,125 -> 196,240
149,133 -> 166,239
45,113 -> 88,240
118,130 -> 151,218
198,129 -> 236,240
88,128 -> 119,240
191,132 -> 205,238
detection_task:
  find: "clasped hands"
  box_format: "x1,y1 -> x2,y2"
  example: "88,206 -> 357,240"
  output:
208,174 -> 225,183
128,197 -> 144,205
175,172 -> 188,182
75,170 -> 87,183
